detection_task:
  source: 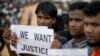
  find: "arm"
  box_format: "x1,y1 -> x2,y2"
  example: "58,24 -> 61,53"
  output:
3,28 -> 18,56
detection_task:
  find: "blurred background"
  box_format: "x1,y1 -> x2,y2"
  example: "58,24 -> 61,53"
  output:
0,0 -> 96,25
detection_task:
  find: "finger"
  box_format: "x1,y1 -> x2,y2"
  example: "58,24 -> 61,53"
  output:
10,36 -> 17,43
10,33 -> 18,43
3,28 -> 11,37
12,32 -> 17,39
10,38 -> 17,45
11,41 -> 17,48
3,31 -> 10,40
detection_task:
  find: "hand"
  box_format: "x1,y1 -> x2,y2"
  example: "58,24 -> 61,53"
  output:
10,32 -> 18,48
3,28 -> 11,45
51,39 -> 62,49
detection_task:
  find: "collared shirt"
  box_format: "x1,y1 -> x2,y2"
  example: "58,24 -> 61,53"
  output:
62,38 -> 94,56
62,38 -> 88,48
56,34 -> 68,45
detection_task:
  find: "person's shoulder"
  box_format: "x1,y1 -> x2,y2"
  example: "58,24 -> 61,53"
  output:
56,34 -> 68,45
58,30 -> 73,41
58,30 -> 69,35
62,42 -> 68,48
61,39 -> 73,49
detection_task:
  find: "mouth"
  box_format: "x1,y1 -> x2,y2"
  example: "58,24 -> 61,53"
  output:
85,34 -> 94,40
70,29 -> 77,32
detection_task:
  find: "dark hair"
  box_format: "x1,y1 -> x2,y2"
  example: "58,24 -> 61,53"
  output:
53,15 -> 64,32
62,14 -> 69,24
83,2 -> 100,16
69,2 -> 89,11
35,1 -> 57,19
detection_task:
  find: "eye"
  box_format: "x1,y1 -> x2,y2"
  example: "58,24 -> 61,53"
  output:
37,16 -> 43,19
44,17 -> 51,19
91,23 -> 100,27
84,22 -> 88,26
69,18 -> 73,21
75,19 -> 82,22
69,18 -> 82,22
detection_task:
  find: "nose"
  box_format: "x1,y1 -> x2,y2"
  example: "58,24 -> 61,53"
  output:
69,20 -> 76,28
84,25 -> 93,34
40,18 -> 45,24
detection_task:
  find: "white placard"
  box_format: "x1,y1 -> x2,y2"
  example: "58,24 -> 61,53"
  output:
10,25 -> 48,51
48,49 -> 88,56
10,25 -> 54,56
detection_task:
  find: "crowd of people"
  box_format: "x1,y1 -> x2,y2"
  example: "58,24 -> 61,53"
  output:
0,0 -> 100,56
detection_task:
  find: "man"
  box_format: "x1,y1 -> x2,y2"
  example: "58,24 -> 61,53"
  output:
35,1 -> 67,48
3,1 -> 67,56
62,2 -> 88,48
83,2 -> 100,56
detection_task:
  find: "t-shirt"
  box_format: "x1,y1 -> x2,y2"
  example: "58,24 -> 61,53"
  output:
91,48 -> 100,56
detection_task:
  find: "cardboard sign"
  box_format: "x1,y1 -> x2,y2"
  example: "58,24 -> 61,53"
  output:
10,25 -> 48,51
48,49 -> 88,56
10,25 -> 54,56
